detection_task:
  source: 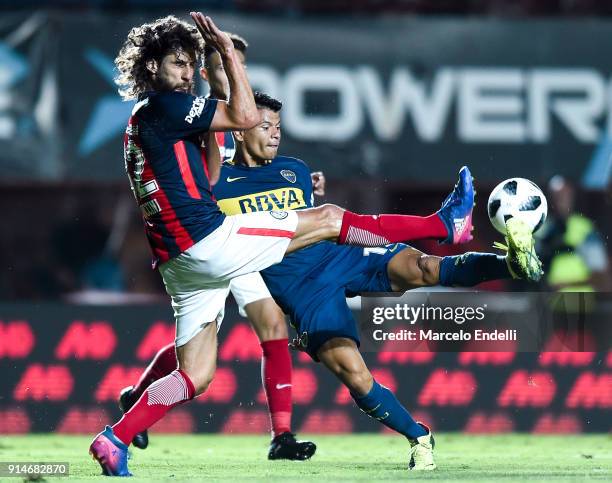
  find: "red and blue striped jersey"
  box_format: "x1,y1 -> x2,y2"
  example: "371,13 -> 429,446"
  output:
214,131 -> 236,163
124,91 -> 224,267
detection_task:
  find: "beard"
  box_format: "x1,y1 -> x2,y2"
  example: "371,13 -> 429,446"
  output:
153,76 -> 193,95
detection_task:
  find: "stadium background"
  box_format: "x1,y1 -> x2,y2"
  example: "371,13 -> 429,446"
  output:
0,1 -> 610,438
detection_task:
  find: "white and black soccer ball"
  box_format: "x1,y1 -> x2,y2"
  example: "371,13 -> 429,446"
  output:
487,178 -> 548,235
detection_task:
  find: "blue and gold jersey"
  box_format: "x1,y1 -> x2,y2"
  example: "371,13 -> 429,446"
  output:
214,156 -> 313,215
214,156 -> 358,313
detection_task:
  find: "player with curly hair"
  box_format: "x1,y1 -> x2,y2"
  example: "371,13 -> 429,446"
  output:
115,28 -> 317,462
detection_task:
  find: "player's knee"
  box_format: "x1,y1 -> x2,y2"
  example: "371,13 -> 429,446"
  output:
317,204 -> 344,237
258,314 -> 288,341
248,300 -> 288,341
417,255 -> 440,286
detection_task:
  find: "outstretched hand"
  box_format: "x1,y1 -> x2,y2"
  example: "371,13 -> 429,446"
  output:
190,12 -> 233,55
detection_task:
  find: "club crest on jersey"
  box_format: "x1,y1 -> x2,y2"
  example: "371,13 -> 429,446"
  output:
270,210 -> 289,220
280,169 -> 297,184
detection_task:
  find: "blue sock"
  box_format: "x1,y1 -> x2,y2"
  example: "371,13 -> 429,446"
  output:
351,380 -> 426,439
439,252 -> 511,287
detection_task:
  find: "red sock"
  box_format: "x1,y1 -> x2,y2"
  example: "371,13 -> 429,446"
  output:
261,339 -> 292,437
338,211 -> 447,246
130,343 -> 178,403
112,369 -> 195,446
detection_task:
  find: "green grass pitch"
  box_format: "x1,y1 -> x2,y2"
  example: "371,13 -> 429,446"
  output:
1,434 -> 610,481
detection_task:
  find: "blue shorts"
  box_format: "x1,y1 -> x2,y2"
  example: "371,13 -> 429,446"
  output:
284,243 -> 407,360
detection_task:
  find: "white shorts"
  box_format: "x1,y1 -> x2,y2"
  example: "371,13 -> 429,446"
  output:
159,210 -> 297,347
230,272 -> 272,318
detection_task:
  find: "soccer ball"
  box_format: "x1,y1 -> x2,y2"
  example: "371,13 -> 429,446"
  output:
487,178 -> 548,235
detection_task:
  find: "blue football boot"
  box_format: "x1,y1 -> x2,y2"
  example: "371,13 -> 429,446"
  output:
89,425 -> 132,477
437,166 -> 475,244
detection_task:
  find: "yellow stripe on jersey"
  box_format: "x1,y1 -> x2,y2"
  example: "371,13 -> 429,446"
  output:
217,187 -> 306,215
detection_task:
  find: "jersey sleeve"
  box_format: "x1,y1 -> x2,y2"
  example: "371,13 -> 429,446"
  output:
151,92 -> 218,140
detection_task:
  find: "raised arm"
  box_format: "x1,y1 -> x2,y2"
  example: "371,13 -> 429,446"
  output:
202,132 -> 222,186
190,12 -> 259,131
